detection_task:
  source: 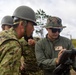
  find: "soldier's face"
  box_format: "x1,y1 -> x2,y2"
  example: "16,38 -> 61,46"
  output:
47,28 -> 60,40
2,25 -> 11,30
26,22 -> 34,37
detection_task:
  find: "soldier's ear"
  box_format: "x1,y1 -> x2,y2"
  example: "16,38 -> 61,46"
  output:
18,21 -> 23,29
20,21 -> 24,25
19,21 -> 25,28
46,28 -> 49,30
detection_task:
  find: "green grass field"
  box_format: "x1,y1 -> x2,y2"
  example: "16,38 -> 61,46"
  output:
72,39 -> 76,47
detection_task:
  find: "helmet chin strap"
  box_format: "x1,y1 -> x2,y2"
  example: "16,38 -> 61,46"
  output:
23,20 -> 27,36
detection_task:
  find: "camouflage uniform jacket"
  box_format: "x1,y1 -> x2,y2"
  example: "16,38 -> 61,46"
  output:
19,37 -> 41,74
35,35 -> 76,75
0,28 -> 22,75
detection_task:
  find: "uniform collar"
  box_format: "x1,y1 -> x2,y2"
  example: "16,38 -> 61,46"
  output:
9,27 -> 18,39
46,34 -> 60,43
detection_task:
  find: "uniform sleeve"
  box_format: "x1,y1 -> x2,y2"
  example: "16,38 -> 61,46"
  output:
0,40 -> 21,75
35,40 -> 57,70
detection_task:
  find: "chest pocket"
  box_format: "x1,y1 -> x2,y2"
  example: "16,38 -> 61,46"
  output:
54,45 -> 64,57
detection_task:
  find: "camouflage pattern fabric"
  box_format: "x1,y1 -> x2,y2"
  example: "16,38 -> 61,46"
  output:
19,37 -> 43,75
44,16 -> 66,28
0,28 -> 22,75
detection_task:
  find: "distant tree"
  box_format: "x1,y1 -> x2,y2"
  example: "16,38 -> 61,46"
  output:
35,9 -> 49,25
35,9 -> 50,38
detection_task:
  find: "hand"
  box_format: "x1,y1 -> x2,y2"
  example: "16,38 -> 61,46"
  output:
20,56 -> 25,70
56,49 -> 66,64
28,39 -> 35,46
20,62 -> 25,70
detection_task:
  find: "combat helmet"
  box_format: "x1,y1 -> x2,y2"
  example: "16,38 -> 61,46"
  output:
44,16 -> 66,29
12,6 -> 37,25
1,16 -> 13,26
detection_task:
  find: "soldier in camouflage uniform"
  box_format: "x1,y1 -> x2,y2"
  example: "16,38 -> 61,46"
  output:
0,6 -> 37,75
1,15 -> 13,30
35,16 -> 76,75
19,22 -> 43,75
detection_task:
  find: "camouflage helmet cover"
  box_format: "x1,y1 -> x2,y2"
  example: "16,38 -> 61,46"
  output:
12,6 -> 37,25
1,16 -> 13,26
44,16 -> 66,29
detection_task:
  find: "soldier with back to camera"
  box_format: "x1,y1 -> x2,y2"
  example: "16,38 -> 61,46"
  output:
0,5 -> 37,75
1,15 -> 13,30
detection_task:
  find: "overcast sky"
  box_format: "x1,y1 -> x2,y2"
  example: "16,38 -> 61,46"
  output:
0,0 -> 76,39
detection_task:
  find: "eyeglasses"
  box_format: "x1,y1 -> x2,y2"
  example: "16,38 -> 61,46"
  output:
49,28 -> 62,33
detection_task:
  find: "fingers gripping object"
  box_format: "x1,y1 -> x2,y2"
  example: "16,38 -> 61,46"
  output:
53,48 -> 76,75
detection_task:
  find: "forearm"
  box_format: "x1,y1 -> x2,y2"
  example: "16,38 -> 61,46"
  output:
37,57 -> 57,70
